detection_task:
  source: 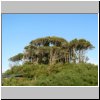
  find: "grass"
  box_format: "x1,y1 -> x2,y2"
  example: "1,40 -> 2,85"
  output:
2,63 -> 98,86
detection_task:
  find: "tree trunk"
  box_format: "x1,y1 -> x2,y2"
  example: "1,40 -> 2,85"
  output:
79,50 -> 81,63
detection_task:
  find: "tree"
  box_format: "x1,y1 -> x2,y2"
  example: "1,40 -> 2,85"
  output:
69,39 -> 78,63
9,53 -> 23,65
29,36 -> 69,65
77,39 -> 94,63
9,36 -> 94,65
9,53 -> 23,62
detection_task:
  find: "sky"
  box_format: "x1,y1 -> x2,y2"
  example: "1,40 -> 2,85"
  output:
2,14 -> 98,72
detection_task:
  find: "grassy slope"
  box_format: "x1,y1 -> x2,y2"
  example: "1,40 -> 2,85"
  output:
2,63 -> 98,86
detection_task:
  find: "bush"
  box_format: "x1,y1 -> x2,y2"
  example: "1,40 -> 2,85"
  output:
2,63 -> 98,86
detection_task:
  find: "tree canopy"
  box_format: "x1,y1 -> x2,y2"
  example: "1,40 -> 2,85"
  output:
9,53 -> 23,62
9,36 -> 94,65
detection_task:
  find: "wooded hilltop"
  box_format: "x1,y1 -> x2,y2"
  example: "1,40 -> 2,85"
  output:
2,36 -> 98,86
9,36 -> 94,65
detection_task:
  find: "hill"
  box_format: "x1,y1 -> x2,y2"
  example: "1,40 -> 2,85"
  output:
2,63 -> 98,86
2,36 -> 97,86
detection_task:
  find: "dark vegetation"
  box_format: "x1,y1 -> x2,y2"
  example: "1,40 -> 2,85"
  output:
2,36 -> 98,86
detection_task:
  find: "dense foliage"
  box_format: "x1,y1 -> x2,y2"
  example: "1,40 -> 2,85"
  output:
2,63 -> 98,86
9,36 -> 94,65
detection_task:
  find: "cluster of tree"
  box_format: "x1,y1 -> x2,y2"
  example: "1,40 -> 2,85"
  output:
9,36 -> 94,65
